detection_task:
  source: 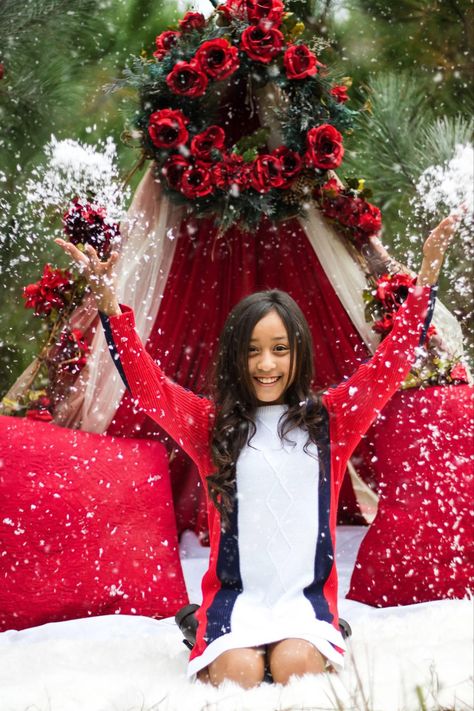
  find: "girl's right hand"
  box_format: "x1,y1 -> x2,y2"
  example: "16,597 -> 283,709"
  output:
54,238 -> 121,316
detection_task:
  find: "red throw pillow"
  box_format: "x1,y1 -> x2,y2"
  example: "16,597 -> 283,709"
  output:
347,384 -> 474,606
0,415 -> 189,631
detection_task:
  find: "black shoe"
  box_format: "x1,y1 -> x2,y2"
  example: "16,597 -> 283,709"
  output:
175,603 -> 200,651
339,617 -> 352,640
175,603 -> 352,649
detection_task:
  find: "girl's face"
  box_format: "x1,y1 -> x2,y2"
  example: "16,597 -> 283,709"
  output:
248,310 -> 293,405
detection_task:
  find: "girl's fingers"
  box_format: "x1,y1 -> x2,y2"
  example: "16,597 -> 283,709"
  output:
84,243 -> 101,270
54,238 -> 90,267
107,251 -> 119,268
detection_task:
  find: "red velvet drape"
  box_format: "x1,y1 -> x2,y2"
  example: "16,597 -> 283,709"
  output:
107,215 -> 372,536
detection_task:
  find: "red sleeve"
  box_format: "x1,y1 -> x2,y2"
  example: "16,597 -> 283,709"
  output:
323,284 -> 437,466
99,305 -> 215,467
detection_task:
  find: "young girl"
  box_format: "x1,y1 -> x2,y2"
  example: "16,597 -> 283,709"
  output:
55,213 -> 458,688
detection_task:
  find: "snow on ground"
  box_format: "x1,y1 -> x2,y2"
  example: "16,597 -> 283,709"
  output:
0,527 -> 472,711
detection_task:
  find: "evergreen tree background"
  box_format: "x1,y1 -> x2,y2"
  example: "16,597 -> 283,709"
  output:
0,0 -> 472,393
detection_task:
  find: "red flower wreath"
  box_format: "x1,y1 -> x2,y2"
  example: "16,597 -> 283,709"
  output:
132,0 -> 358,232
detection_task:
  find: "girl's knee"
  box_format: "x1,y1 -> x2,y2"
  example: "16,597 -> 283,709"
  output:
207,647 -> 266,688
269,639 -> 326,684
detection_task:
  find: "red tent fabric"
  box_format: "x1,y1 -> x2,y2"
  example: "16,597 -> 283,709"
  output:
107,215 -> 372,536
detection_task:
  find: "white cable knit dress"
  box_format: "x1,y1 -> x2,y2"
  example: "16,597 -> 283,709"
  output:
187,403 -> 346,675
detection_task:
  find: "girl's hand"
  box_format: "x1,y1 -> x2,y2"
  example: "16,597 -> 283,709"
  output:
54,239 -> 121,315
418,209 -> 464,286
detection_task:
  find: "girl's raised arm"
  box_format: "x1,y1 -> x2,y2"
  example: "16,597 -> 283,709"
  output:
54,239 -> 214,465
323,212 -> 461,480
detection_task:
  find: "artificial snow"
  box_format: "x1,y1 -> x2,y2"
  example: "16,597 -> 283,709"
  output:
0,527 -> 471,711
415,143 -> 474,218
24,136 -> 130,222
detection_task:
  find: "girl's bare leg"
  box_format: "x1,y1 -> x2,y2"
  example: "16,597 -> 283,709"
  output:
267,638 -> 327,685
197,647 -> 266,688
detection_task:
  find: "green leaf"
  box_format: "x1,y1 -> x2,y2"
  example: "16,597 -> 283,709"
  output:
233,128 -> 271,155
241,148 -> 258,163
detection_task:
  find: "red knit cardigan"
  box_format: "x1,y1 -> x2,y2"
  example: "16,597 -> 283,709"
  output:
100,283 -> 436,662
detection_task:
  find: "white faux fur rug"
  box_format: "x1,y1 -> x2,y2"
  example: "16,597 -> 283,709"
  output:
0,528 -> 471,711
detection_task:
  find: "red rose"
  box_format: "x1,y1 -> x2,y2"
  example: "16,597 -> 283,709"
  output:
249,154 -> 283,193
148,108 -> 189,149
63,198 -> 119,258
221,0 -> 283,26
179,11 -> 206,32
22,264 -> 73,317
450,362 -> 469,382
305,124 -> 344,170
161,155 -> 190,190
213,154 -> 249,191
191,126 -> 226,162
195,39 -> 239,81
247,0 -> 284,26
180,163 -> 214,199
272,147 -> 302,187
354,199 -> 382,237
217,0 -> 244,20
331,85 -> 349,103
166,60 -> 208,98
153,30 -> 180,61
241,24 -> 284,63
284,44 -> 319,80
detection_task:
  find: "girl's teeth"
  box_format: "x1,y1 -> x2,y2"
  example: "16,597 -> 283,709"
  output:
257,377 -> 279,384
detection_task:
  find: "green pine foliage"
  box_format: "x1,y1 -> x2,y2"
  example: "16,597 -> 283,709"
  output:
342,73 -> 473,360
0,0 -> 175,390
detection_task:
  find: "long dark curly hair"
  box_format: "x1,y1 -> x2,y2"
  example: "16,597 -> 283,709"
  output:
207,289 -> 325,527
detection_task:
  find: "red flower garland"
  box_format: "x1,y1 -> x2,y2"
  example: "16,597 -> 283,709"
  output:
372,273 -> 438,339
317,179 -> 382,244
141,0 -> 357,233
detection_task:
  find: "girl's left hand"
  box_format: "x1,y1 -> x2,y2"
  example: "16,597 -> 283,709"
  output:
422,210 -> 463,263
418,206 -> 466,286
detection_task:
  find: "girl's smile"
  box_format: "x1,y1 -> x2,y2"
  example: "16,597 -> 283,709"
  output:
248,310 -> 293,405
